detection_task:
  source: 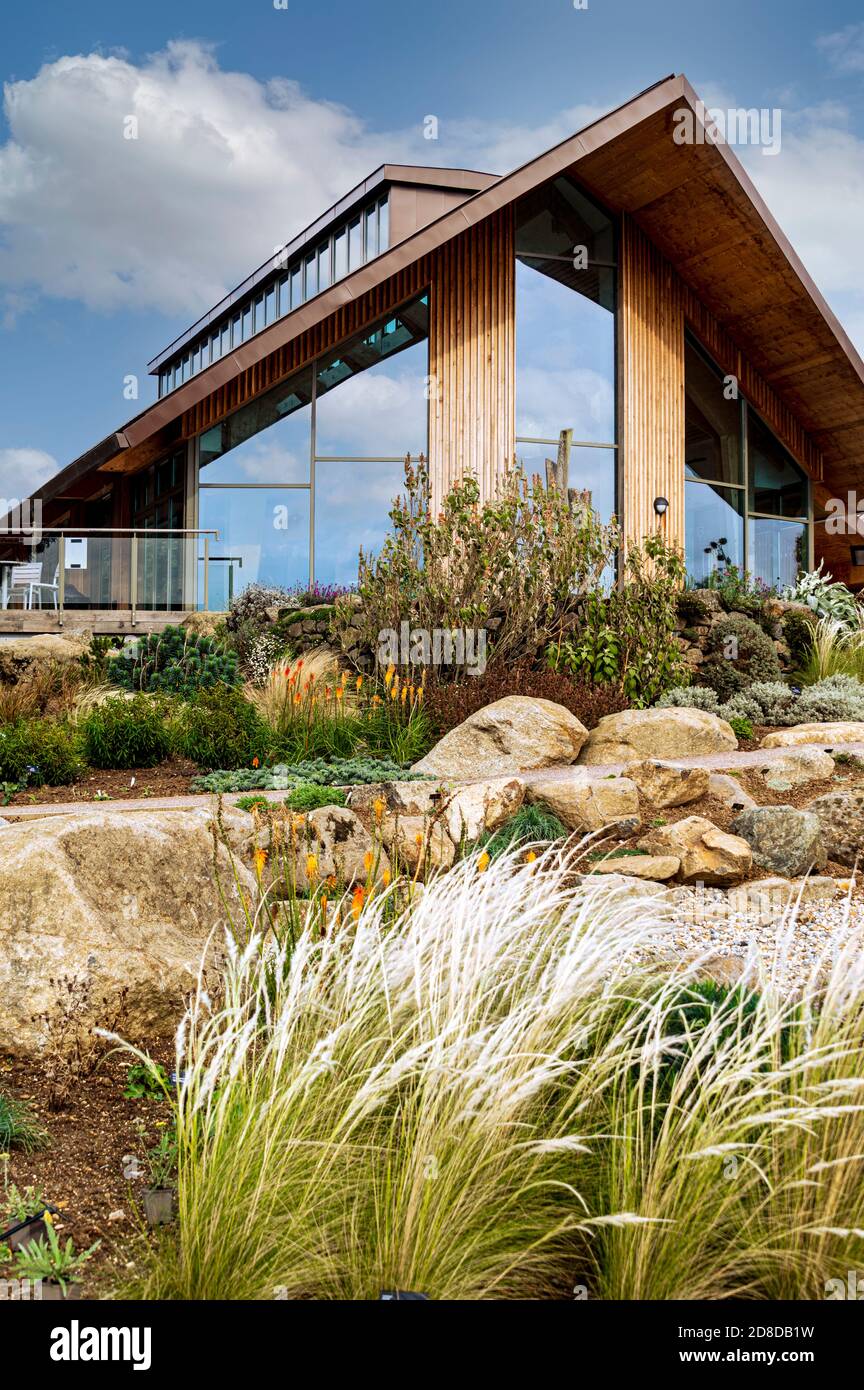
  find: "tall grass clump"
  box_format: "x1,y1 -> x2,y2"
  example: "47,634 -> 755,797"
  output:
115,850 -> 668,1301
114,856 -> 864,1301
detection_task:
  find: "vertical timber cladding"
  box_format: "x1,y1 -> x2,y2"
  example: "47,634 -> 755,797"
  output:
619,215 -> 686,552
181,209 -> 516,514
428,207 -> 516,507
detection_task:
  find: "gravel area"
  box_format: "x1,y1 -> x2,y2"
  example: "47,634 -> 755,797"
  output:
642,880 -> 864,990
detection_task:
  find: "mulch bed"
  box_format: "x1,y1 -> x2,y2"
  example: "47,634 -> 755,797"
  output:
7,758 -> 200,806
0,1038 -> 175,1296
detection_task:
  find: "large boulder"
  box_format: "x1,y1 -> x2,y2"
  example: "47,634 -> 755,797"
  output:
413,696 -> 588,779
578,708 -> 737,766
627,759 -> 709,808
526,770 -> 639,833
730,806 -> 827,877
638,814 -> 752,885
761,722 -> 864,749
0,633 -> 90,683
0,808 -> 258,1059
807,789 -> 864,868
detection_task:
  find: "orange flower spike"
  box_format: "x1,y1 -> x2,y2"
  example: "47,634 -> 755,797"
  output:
351,885 -> 365,921
477,851 -> 491,874
356,675 -> 363,692
254,847 -> 268,877
373,796 -> 385,822
306,853 -> 319,882
252,756 -> 259,769
296,658 -> 304,671
384,663 -> 395,688
382,868 -> 391,888
363,850 -> 374,875
414,831 -> 423,848
525,850 -> 537,864
294,693 -> 302,706
401,686 -> 408,704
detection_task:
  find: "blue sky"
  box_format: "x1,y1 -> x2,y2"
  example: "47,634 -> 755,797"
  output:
1,0 -> 863,500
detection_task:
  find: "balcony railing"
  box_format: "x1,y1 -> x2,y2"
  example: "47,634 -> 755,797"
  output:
0,528 -> 227,624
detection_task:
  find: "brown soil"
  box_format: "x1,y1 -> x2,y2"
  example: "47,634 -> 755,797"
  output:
0,1038 -> 175,1296
7,758 -> 200,806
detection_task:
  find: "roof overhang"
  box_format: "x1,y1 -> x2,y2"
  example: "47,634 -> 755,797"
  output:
42,73 -> 864,504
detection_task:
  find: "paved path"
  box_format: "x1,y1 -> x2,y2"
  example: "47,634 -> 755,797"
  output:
2,738 -> 862,822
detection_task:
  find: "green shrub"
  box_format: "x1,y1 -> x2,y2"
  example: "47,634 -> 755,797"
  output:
478,804 -> 568,857
0,719 -> 82,786
332,456 -> 618,672
173,687 -> 270,770
191,756 -> 429,794
656,685 -> 720,714
699,613 -> 783,701
108,625 -> 239,697
782,609 -> 816,669
793,674 -> 864,724
80,695 -> 172,769
284,783 -> 348,812
727,716 -> 754,740
550,535 -> 688,706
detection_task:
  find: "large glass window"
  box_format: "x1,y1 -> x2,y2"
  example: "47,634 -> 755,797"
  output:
684,331 -> 810,587
195,295 -> 429,606
514,175 -> 617,524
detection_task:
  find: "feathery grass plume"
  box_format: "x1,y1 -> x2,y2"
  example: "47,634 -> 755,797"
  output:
113,847 -> 669,1300
111,850 -> 864,1302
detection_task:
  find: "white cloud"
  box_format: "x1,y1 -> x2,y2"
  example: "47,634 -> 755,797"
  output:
737,104 -> 864,354
0,447 -> 57,500
0,41 -> 613,326
816,23 -> 864,74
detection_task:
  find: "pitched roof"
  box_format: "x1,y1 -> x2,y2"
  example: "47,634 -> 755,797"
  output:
39,72 -> 864,503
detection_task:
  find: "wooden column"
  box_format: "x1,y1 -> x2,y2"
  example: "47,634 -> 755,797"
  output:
428,208 -> 515,507
619,215 -> 685,553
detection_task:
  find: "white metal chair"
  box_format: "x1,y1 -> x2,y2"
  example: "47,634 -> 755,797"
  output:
6,563 -> 42,609
28,564 -> 60,610
6,562 -> 59,609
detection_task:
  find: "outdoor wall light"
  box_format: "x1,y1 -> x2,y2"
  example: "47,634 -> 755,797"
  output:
851,545 -> 864,566
653,496 -> 669,517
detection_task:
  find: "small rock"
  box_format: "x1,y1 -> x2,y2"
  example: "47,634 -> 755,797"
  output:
591,854 -> 680,882
761,722 -> 864,749
579,708 -> 738,766
108,1210 -> 127,1223
638,815 -> 752,886
707,773 -> 757,811
627,759 -> 709,808
808,788 -> 864,868
727,876 -> 840,926
413,696 -> 588,779
380,816 -> 455,876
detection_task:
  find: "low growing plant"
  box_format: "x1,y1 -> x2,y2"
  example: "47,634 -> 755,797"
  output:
284,783 -> 348,812
477,804 -> 568,857
0,719 -> 82,787
16,1217 -> 99,1295
0,1094 -> 48,1154
80,695 -> 172,769
172,686 -> 270,770
191,756 -> 429,794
